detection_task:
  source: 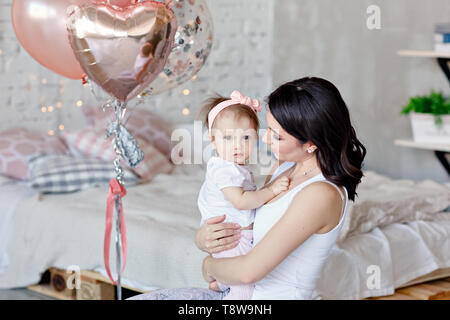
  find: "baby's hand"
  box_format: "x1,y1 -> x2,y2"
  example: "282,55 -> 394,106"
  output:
269,176 -> 289,195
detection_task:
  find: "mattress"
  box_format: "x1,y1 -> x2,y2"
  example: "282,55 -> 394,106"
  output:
0,165 -> 449,299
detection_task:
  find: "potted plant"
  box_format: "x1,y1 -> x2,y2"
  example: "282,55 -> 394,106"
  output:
400,90 -> 450,144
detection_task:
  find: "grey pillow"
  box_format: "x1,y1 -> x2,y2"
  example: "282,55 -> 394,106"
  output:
27,153 -> 139,194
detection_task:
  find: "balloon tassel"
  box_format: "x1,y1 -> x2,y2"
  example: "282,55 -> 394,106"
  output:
104,178 -> 127,288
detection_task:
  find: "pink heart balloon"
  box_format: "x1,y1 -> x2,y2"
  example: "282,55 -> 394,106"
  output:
93,0 -> 138,9
67,1 -> 177,102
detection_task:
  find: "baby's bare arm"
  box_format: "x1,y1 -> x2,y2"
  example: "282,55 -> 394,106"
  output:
221,176 -> 289,210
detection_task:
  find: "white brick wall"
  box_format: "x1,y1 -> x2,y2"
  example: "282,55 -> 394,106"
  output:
0,0 -> 273,134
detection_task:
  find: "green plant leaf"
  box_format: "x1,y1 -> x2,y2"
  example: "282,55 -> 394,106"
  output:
401,90 -> 450,116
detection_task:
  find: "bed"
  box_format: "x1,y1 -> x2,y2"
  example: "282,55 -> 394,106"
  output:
0,161 -> 450,300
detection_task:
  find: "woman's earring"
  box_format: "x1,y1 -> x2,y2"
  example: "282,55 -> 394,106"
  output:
307,148 -> 313,153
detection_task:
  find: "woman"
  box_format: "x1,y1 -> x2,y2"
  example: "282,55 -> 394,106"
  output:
129,76 -> 366,300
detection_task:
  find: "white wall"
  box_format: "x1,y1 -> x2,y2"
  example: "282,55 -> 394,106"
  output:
0,0 -> 273,132
1,0 -> 449,182
272,0 -> 450,182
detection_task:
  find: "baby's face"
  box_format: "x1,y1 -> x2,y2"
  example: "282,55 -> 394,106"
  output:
210,114 -> 258,165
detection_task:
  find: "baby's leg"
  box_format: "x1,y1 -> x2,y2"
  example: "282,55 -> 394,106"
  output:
212,230 -> 253,299
222,283 -> 254,300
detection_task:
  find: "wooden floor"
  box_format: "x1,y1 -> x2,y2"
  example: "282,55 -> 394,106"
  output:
0,287 -> 56,300
368,277 -> 450,300
2,269 -> 450,300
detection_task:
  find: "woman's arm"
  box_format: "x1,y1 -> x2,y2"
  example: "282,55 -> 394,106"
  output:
203,182 -> 342,285
220,176 -> 289,210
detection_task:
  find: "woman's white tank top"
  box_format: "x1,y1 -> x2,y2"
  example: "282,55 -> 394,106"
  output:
251,161 -> 349,300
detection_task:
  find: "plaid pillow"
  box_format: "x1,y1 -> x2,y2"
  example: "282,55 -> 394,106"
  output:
130,139 -> 173,181
62,129 -> 116,161
27,154 -> 139,194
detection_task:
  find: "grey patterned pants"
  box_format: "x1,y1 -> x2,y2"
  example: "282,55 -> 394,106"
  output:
127,287 -> 230,300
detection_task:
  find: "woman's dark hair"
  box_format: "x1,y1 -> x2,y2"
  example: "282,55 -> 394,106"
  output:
267,77 -> 366,201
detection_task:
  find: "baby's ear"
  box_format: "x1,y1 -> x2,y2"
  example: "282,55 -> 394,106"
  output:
208,134 -> 217,150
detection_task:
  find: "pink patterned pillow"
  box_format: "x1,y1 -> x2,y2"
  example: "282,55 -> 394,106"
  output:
83,105 -> 173,160
62,128 -> 173,181
0,128 -> 69,180
130,139 -> 173,181
62,129 -> 116,161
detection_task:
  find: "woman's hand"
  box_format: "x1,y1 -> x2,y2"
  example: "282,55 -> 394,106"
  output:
195,215 -> 241,254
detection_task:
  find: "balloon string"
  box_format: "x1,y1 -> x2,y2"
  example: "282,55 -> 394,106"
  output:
104,99 -> 128,298
112,100 -> 127,184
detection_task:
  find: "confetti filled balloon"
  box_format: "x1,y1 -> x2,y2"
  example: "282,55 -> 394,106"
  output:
142,0 -> 214,96
67,1 -> 177,102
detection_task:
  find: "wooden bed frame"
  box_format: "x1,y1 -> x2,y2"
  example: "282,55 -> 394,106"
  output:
368,267 -> 450,300
27,267 -> 450,300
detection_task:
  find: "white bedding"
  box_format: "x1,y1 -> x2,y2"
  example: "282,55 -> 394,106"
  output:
0,165 -> 210,290
317,219 -> 450,299
0,177 -> 37,275
0,165 -> 449,300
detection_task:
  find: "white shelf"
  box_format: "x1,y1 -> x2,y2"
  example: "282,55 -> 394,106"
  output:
394,139 -> 450,153
397,50 -> 450,58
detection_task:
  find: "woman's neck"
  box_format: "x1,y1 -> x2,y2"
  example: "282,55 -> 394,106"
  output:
290,155 -> 320,179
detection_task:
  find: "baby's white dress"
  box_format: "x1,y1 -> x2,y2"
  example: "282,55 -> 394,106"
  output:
197,156 -> 257,299
197,156 -> 256,228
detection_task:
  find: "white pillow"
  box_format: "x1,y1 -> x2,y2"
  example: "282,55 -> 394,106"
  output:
0,174 -> 14,186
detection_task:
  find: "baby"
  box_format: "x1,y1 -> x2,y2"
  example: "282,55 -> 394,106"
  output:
197,90 -> 289,300
133,41 -> 154,82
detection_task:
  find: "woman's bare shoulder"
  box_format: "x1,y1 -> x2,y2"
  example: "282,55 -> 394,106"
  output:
299,181 -> 343,204
290,181 -> 343,231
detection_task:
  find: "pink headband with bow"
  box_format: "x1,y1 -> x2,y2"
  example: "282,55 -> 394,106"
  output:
208,90 -> 262,132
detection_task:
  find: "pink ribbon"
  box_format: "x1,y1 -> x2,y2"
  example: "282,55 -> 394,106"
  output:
104,178 -> 127,285
229,90 -> 262,113
208,90 -> 262,132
